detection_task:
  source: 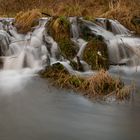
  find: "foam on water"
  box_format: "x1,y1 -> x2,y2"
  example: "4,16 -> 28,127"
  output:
0,69 -> 37,94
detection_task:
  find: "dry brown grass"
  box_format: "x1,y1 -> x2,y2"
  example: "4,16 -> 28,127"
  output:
101,0 -> 140,33
40,65 -> 132,100
0,0 -> 108,17
0,0 -> 51,16
81,70 -> 131,100
14,9 -> 42,33
0,0 -> 139,33
47,16 -> 70,41
46,0 -> 108,17
82,70 -> 122,96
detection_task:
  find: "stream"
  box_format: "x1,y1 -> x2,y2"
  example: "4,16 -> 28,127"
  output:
0,17 -> 140,140
0,70 -> 140,140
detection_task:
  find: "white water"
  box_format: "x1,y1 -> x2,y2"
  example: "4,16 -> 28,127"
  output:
95,18 -> 131,35
0,17 -> 140,78
0,18 -> 50,91
0,17 -> 140,140
78,18 -> 140,71
0,18 -> 49,71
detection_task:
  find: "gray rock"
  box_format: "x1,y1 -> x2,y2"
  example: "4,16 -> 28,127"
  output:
0,30 -> 10,56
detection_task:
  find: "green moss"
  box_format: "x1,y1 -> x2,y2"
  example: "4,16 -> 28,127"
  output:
83,16 -> 95,22
58,39 -> 77,59
68,76 -> 84,88
59,16 -> 70,28
47,17 -> 77,59
40,63 -> 68,79
70,60 -> 78,70
83,38 -> 109,70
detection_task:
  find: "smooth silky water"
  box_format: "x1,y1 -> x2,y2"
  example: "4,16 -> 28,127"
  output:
0,18 -> 140,140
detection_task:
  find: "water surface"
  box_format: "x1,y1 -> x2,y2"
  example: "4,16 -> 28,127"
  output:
0,70 -> 140,140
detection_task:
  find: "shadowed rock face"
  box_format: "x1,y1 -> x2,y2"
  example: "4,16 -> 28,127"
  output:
132,16 -> 140,25
0,30 -> 10,56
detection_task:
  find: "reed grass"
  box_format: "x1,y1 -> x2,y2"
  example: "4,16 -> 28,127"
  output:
102,0 -> 140,33
14,9 -> 41,33
0,0 -> 139,33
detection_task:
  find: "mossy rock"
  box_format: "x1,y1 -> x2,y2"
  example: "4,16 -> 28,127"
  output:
58,39 -> 77,59
40,62 -> 68,79
83,38 -> 109,70
47,16 -> 71,41
47,16 -> 77,59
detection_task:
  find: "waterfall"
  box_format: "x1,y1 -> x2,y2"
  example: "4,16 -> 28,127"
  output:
107,36 -> 140,66
0,17 -> 140,76
70,17 -> 80,39
69,17 -> 91,72
95,18 -> 131,35
80,18 -> 140,68
0,18 -> 49,70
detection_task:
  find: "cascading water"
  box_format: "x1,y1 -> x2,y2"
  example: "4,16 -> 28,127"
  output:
69,17 -> 93,74
0,17 -> 140,76
79,18 -> 140,71
95,18 -> 131,35
0,17 -> 140,140
0,18 -> 49,70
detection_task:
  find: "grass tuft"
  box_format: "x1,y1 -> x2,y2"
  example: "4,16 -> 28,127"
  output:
101,0 -> 140,33
14,9 -> 41,33
40,65 -> 132,101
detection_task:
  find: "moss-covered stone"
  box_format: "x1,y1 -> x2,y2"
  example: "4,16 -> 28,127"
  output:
40,62 -> 68,79
47,16 -> 77,59
83,38 -> 109,70
58,39 -> 77,59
